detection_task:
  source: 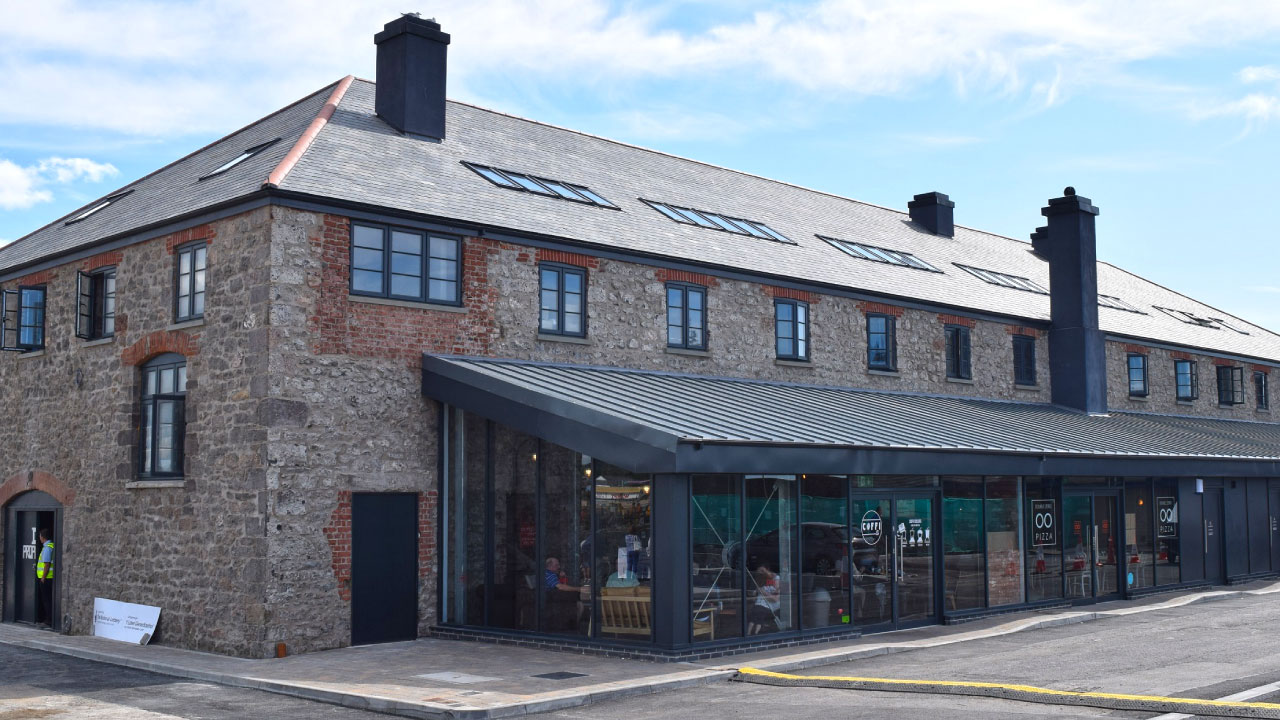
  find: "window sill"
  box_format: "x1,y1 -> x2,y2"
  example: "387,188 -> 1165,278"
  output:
946,377 -> 975,385
1256,408 -> 1272,415
665,347 -> 710,358
347,294 -> 467,313
775,359 -> 812,368
126,479 -> 186,489
1128,394 -> 1149,402
81,336 -> 115,348
167,318 -> 205,331
1014,383 -> 1040,391
866,368 -> 899,378
17,350 -> 45,359
1218,404 -> 1241,410
537,332 -> 590,345
1176,399 -> 1196,405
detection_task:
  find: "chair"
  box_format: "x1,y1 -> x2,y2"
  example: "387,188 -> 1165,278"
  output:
598,586 -> 652,638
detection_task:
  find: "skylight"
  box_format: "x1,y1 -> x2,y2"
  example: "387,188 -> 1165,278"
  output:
641,200 -> 793,243
462,162 -> 617,209
955,264 -> 1048,294
819,236 -> 941,272
1097,294 -> 1145,314
1154,306 -> 1250,334
200,138 -> 280,180
65,190 -> 133,225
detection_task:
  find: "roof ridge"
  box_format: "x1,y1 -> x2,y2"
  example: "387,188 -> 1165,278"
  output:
0,79 -> 343,257
265,75 -> 355,189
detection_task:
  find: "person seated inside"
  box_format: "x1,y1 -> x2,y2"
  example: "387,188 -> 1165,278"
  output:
747,565 -> 781,635
543,556 -> 582,631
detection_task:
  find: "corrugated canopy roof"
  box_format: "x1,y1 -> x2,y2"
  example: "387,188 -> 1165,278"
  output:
423,355 -> 1280,476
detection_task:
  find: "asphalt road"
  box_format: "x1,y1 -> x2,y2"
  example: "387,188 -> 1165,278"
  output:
546,591 -> 1280,719
0,643 -> 390,720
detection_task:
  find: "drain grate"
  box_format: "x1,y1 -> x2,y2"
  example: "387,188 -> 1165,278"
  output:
532,671 -> 589,680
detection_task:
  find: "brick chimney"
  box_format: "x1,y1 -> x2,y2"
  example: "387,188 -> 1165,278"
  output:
908,192 -> 955,237
375,14 -> 450,140
1042,187 -> 1107,414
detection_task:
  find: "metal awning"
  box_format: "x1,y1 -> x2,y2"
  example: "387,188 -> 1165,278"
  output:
422,355 -> 1280,477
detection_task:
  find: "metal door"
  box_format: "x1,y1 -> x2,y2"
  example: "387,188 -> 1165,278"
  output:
1204,490 -> 1225,584
13,511 -> 39,623
351,493 -> 419,645
1271,488 -> 1280,573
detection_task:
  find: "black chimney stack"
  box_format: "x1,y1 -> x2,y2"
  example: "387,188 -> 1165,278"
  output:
1042,187 -> 1107,414
1030,226 -> 1049,257
908,192 -> 955,237
375,15 -> 450,140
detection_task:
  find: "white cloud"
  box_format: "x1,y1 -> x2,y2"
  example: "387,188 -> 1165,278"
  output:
0,156 -> 118,210
1240,66 -> 1280,84
1247,285 -> 1280,294
4,1 -> 1280,136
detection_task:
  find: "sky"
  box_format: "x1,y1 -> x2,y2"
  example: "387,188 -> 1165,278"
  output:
1,0 -> 1279,331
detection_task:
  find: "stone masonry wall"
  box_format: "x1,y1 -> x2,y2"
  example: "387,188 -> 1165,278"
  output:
0,208 -> 273,656
1106,341 -> 1274,421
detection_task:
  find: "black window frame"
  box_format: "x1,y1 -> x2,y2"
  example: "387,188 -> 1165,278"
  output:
538,263 -> 588,338
1012,334 -> 1037,386
76,267 -> 117,341
774,298 -> 809,361
866,313 -> 897,371
944,324 -> 972,380
1254,371 -> 1269,410
173,241 -> 208,322
348,222 -> 463,307
13,286 -> 47,351
1127,353 -> 1149,397
1217,365 -> 1245,405
665,282 -> 708,351
1174,359 -> 1198,401
138,353 -> 187,480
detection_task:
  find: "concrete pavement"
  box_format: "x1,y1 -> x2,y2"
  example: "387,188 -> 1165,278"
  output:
2,580 -> 1278,719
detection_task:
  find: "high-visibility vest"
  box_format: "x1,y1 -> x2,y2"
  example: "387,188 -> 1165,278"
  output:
36,541 -> 54,580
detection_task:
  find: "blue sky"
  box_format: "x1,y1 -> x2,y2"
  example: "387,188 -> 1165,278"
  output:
2,1 -> 1279,330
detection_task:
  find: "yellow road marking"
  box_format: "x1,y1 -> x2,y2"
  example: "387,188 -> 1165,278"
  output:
737,667 -> 1280,710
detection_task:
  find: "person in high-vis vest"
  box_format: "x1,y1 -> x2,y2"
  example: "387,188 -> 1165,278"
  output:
35,529 -> 53,627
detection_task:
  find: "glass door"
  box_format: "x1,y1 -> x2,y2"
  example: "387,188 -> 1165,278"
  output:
850,494 -> 937,628
1064,493 -> 1121,602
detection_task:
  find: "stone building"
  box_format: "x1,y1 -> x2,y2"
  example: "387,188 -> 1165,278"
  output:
2,15 -> 1279,659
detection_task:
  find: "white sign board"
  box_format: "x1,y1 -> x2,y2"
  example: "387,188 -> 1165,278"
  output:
93,598 -> 161,645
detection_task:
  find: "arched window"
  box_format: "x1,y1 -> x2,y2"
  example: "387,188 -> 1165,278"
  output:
139,353 -> 187,478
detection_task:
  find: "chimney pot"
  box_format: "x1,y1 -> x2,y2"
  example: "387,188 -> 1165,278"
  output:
375,15 -> 451,140
907,191 -> 955,237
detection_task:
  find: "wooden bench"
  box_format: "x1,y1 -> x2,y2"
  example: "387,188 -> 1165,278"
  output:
597,587 -> 717,640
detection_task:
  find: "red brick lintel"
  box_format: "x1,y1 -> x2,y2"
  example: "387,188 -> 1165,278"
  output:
84,251 -> 124,271
164,224 -> 217,254
536,248 -> 600,269
857,301 -> 902,316
938,314 -> 977,328
121,330 -> 200,366
655,268 -> 719,288
767,286 -> 820,304
1006,325 -> 1040,338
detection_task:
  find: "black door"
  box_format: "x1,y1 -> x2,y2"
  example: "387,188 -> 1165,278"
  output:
1203,490 -> 1225,584
13,511 -> 40,624
1271,488 -> 1280,574
351,493 -> 418,645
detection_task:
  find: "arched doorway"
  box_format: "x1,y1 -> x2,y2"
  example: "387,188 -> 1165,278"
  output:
4,490 -> 62,630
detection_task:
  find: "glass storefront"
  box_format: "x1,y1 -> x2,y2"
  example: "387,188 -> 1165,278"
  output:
442,410 -> 1193,649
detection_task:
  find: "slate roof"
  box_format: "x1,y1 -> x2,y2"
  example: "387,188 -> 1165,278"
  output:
425,355 -> 1280,461
6,76 -> 1280,364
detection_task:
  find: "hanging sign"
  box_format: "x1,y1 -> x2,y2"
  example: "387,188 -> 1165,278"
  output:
860,510 -> 882,545
1031,499 -> 1057,546
93,598 -> 161,645
1157,497 -> 1178,538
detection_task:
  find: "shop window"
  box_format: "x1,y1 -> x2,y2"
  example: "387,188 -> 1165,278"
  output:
174,242 -> 207,322
75,268 -> 116,340
942,477 -> 985,610
775,299 -> 808,361
139,354 -> 186,478
1154,479 -> 1180,585
1012,334 -> 1036,386
743,476 -> 796,635
489,425 -> 538,631
1217,366 -> 1245,405
1256,371 -> 1270,410
692,475 -> 744,641
985,478 -> 1023,606
1175,360 -> 1198,401
350,222 -> 461,305
800,476 -> 848,630
1025,478 -> 1063,602
945,325 -> 972,380
1127,353 -> 1148,397
1125,481 -> 1154,590
666,283 -> 707,350
539,264 -> 587,337
866,313 -> 896,371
